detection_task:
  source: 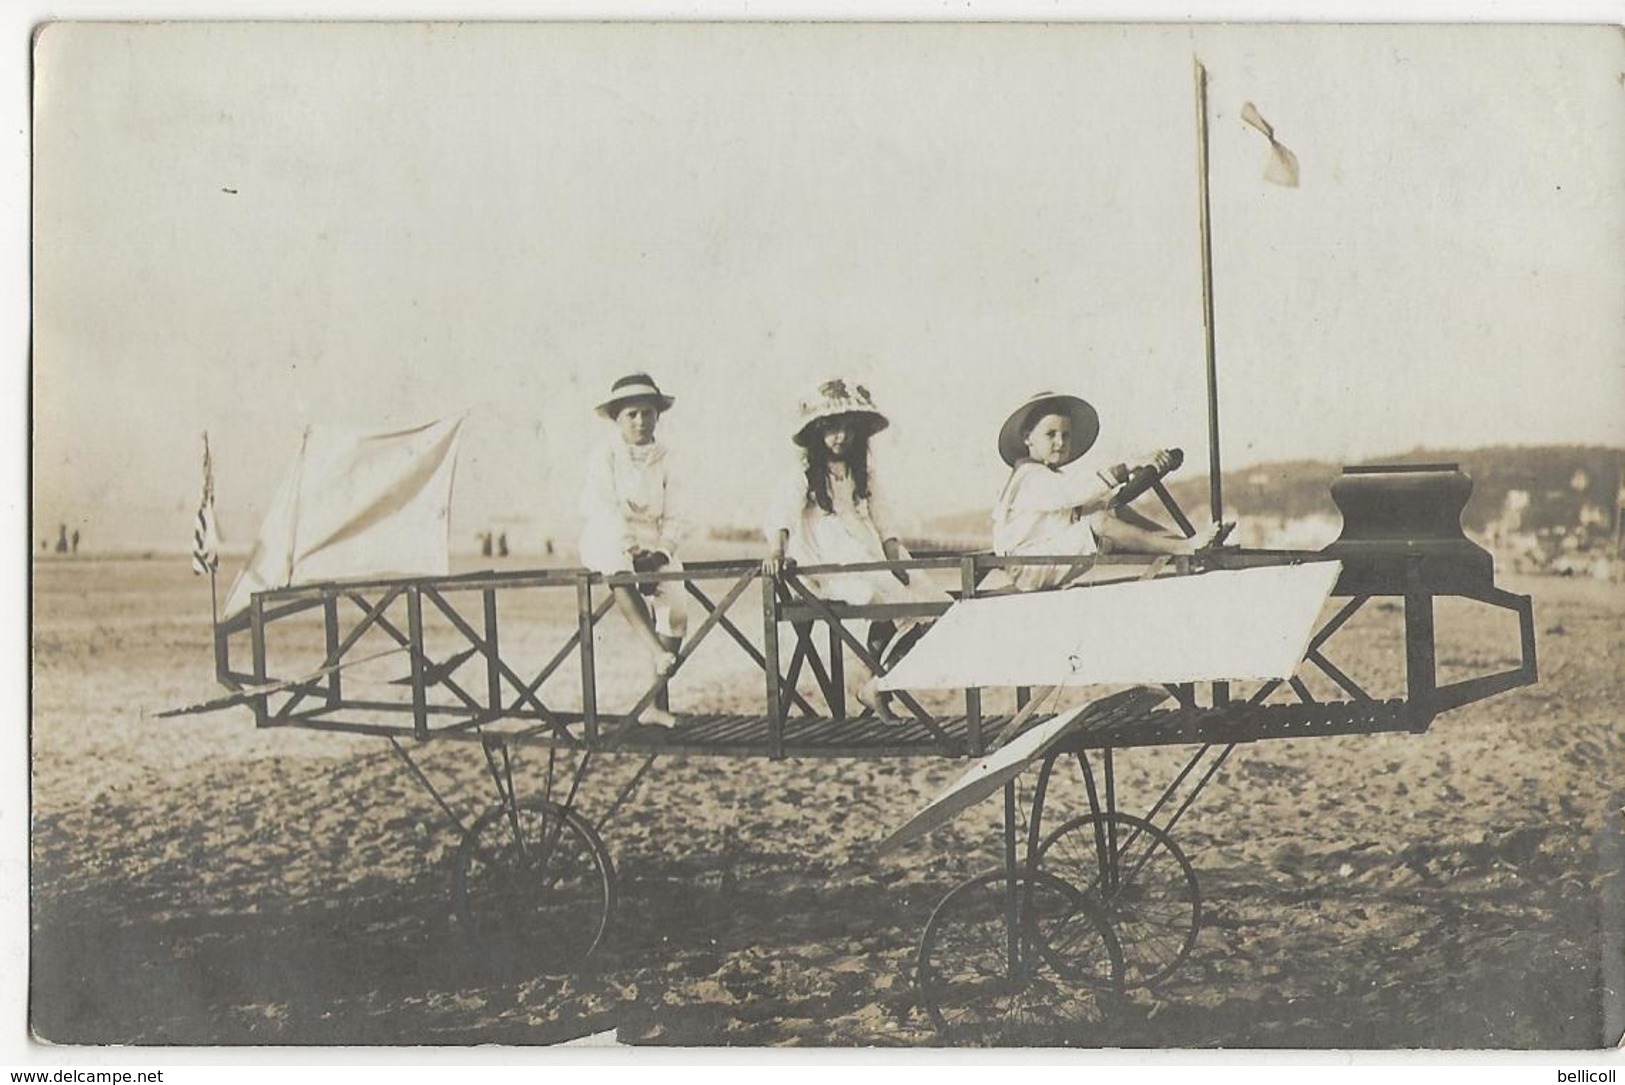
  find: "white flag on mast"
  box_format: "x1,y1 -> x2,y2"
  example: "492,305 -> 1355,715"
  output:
1241,102 -> 1300,188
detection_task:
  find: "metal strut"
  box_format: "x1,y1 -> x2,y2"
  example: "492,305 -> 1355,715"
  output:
1071,742 -> 1233,892
594,755 -> 659,837
387,736 -> 467,836
479,737 -> 525,853
1002,780 -> 1021,974
1160,742 -> 1236,844
558,748 -> 595,820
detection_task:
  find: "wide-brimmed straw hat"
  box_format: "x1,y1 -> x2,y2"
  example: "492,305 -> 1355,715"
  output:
596,373 -> 675,418
998,391 -> 1101,467
792,378 -> 890,447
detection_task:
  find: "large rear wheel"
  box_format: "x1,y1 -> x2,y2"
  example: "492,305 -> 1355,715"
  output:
453,798 -> 615,976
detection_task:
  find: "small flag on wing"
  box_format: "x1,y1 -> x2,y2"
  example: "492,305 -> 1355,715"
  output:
1241,102 -> 1299,188
192,433 -> 221,575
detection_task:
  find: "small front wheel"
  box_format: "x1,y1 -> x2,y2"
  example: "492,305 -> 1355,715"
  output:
1035,812 -> 1200,988
452,798 -> 615,975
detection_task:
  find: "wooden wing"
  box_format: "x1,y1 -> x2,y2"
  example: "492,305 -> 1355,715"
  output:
878,561 -> 1342,691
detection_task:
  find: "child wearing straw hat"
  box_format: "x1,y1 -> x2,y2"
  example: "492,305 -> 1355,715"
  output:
763,379 -> 951,720
993,391 -> 1222,592
580,373 -> 689,727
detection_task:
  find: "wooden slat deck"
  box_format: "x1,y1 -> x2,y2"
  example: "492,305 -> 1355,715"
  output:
1060,697 -> 1420,750
267,697 -> 1420,758
600,713 -> 978,757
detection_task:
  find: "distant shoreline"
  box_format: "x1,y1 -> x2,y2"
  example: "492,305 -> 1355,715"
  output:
31,551 -> 194,563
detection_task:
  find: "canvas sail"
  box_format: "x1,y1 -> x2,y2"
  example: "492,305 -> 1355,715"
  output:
222,417 -> 465,618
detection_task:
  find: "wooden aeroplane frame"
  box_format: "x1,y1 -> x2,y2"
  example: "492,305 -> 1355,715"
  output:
194,517 -> 1537,1041
210,546 -> 1537,757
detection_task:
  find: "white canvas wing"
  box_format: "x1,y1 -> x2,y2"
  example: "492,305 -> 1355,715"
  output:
879,562 -> 1341,691
874,686 -> 1169,856
223,417 -> 465,617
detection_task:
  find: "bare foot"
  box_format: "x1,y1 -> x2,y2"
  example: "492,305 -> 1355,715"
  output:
1194,521 -> 1235,552
640,706 -> 678,729
856,677 -> 895,722
653,649 -> 678,676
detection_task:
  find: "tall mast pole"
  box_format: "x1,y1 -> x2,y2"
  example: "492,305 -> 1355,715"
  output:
1194,57 -> 1224,525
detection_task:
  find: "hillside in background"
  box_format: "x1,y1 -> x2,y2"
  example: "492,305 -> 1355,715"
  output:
921,445 -> 1625,548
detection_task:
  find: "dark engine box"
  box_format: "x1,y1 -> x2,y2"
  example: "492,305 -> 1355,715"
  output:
1320,463 -> 1495,596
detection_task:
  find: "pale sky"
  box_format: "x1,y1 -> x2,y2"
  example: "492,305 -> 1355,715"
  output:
30,21 -> 1625,551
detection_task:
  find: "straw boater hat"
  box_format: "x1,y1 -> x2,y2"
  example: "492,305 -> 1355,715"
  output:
792,378 -> 890,447
596,373 -> 675,418
998,391 -> 1101,467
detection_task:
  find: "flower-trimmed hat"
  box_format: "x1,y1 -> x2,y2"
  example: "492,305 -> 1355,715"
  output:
596,373 -> 675,418
998,391 -> 1101,467
792,378 -> 890,447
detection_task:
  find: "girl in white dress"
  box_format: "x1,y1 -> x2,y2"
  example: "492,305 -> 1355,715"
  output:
763,379 -> 950,718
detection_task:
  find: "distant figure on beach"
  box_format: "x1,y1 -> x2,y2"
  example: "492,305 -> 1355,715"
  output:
55,524 -> 69,554
497,532 -> 509,558
579,373 -> 689,728
479,531 -> 493,558
70,529 -> 80,554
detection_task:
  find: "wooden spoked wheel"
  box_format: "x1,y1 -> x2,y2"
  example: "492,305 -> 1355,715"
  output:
453,798 -> 616,976
915,869 -> 1123,1044
1034,812 -> 1200,988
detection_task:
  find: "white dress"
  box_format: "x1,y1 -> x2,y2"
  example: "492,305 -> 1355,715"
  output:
992,459 -> 1118,591
764,460 -> 949,616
